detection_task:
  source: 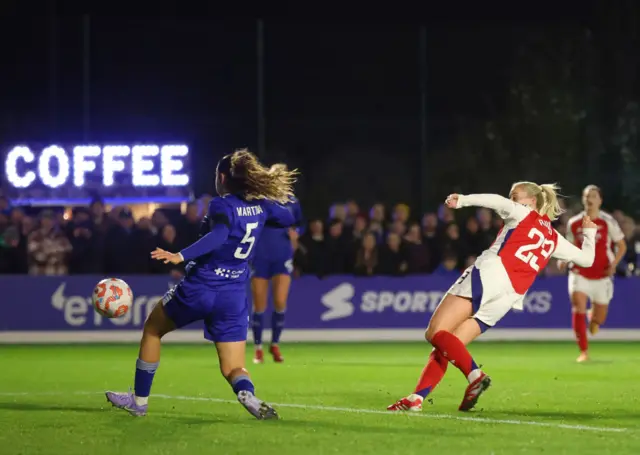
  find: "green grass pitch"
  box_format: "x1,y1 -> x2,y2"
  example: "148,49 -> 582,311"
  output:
1,342 -> 639,455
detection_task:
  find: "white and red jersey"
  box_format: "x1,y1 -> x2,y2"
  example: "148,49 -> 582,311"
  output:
457,194 -> 596,296
566,211 -> 624,280
494,211 -> 558,294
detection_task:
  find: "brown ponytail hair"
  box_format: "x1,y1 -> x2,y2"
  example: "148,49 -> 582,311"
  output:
218,149 -> 298,204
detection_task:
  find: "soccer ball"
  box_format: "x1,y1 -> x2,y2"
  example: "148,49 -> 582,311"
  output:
92,278 -> 133,318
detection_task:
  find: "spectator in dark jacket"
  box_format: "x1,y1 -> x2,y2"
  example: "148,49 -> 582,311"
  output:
68,208 -> 100,274
299,218 -> 326,277
354,232 -> 378,276
377,232 -> 408,276
178,201 -> 201,249
324,218 -> 350,275
421,212 -> 442,271
441,222 -> 464,268
131,217 -> 156,274
404,222 -> 430,273
477,208 -> 498,251
104,208 -> 138,274
462,216 -> 485,259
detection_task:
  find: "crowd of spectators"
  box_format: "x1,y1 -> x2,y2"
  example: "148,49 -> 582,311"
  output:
1,193 -> 639,279
295,200 -> 640,279
0,195 -> 201,278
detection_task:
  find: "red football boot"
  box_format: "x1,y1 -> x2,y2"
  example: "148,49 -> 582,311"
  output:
253,348 -> 264,364
270,345 -> 284,363
459,372 -> 491,411
387,394 -> 423,412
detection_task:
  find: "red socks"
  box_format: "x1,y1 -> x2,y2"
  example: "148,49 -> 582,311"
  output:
430,330 -> 479,376
413,349 -> 448,398
572,312 -> 588,352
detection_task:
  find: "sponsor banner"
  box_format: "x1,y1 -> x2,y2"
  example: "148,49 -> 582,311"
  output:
0,275 -> 639,332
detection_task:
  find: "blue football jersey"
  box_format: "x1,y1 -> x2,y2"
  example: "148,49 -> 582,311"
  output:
254,198 -> 304,260
181,195 -> 296,289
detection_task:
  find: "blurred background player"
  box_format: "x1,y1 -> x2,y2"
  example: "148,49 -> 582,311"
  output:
251,163 -> 304,364
560,185 -> 626,363
387,182 -> 597,413
105,149 -> 299,420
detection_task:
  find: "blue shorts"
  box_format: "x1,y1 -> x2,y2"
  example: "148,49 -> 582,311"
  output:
162,280 -> 249,343
251,256 -> 293,279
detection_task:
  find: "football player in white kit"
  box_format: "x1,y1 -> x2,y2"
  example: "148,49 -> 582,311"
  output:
387,182 -> 597,413
559,185 -> 626,363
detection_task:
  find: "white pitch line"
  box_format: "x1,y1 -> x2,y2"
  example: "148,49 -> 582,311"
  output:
0,391 -> 628,434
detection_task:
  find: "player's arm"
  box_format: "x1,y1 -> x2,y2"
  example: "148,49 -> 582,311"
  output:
450,193 -> 530,221
265,200 -> 297,228
291,200 -> 305,236
178,199 -> 232,261
608,218 -> 627,274
152,198 -> 231,264
552,227 -> 597,267
288,200 -> 305,249
611,239 -> 627,270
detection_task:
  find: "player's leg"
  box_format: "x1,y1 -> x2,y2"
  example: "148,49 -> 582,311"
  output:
105,299 -> 177,416
416,294 -> 473,388
588,278 -> 613,335
387,292 -> 473,412
250,263 -> 270,363
449,317 -> 491,411
269,261 -> 293,362
449,290 -> 514,412
572,293 -> 590,362
389,267 -> 478,411
209,292 -> 278,420
590,303 -> 609,335
427,304 -> 488,411
568,274 -> 590,362
424,267 -> 487,389
214,340 -> 276,420
412,348 -> 449,400
135,301 -> 176,399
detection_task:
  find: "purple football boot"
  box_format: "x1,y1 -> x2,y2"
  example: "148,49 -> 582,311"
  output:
237,390 -> 279,420
105,391 -> 148,416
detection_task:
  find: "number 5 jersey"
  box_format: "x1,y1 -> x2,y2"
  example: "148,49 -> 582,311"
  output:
179,195 -> 298,290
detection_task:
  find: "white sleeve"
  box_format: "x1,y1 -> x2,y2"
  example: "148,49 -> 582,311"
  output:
607,218 -> 625,243
551,228 -> 596,267
456,194 -> 531,222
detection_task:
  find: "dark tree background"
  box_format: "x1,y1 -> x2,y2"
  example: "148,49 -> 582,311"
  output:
1,8 -> 640,217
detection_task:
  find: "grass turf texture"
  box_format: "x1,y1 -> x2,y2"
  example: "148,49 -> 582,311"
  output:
1,342 -> 639,455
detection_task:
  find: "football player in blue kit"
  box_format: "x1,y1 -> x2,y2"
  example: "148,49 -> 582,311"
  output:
250,164 -> 304,364
105,149 -> 298,420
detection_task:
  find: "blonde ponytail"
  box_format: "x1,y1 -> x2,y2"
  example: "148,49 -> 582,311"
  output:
269,163 -> 288,173
538,183 -> 564,220
511,181 -> 565,221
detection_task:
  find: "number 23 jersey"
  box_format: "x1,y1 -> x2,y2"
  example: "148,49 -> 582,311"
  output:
494,211 -> 558,294
186,195 -> 295,289
459,194 -> 596,296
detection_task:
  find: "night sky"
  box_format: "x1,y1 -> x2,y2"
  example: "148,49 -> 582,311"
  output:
2,6 -> 636,214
